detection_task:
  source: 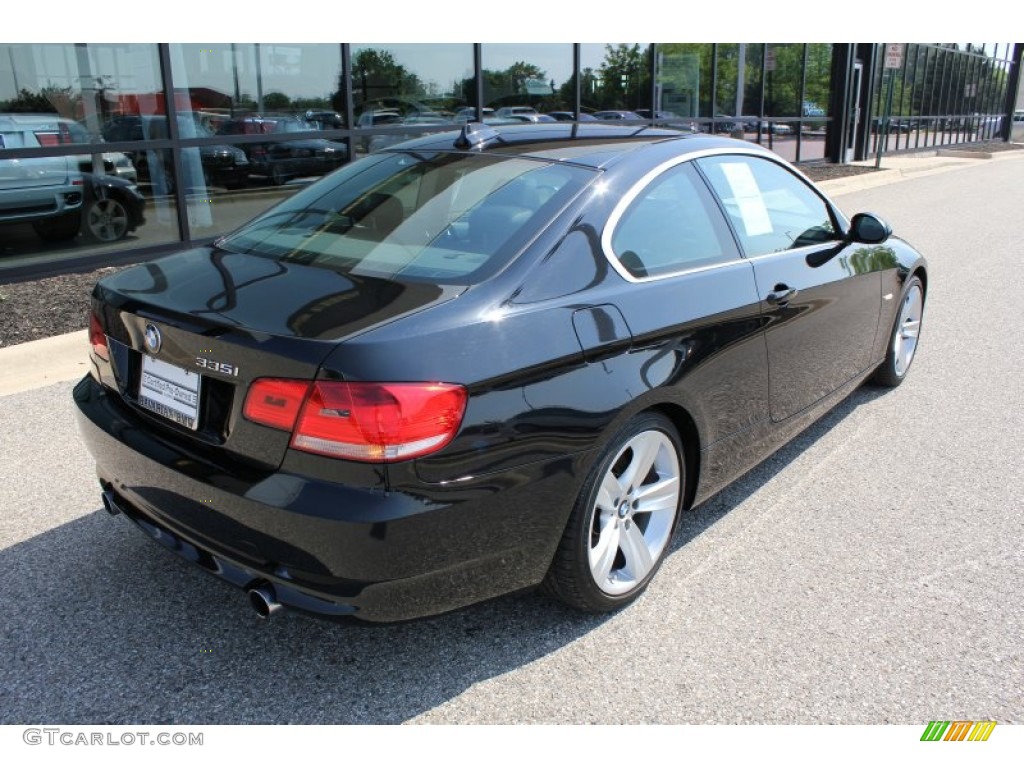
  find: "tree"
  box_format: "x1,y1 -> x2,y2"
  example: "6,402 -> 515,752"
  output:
0,85 -> 79,116
351,48 -> 423,108
596,44 -> 651,111
262,91 -> 291,110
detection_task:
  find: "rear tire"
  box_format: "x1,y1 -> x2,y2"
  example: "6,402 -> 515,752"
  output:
543,412 -> 684,613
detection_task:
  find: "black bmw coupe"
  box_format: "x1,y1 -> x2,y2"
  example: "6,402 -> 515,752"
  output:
74,123 -> 927,622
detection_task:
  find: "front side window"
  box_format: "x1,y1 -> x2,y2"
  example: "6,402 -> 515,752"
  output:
696,155 -> 838,256
609,161 -> 736,278
219,151 -> 595,284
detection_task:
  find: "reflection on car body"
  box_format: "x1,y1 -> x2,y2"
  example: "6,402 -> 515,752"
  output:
76,123 -> 928,623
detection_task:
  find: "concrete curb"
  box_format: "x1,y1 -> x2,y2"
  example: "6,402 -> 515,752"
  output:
0,330 -> 89,397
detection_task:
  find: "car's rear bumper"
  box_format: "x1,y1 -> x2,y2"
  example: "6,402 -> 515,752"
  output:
73,375 -> 580,622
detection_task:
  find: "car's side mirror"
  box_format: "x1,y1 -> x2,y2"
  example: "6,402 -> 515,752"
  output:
848,212 -> 892,244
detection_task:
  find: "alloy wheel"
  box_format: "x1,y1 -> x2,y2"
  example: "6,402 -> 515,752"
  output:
893,283 -> 923,377
588,429 -> 681,596
87,198 -> 129,242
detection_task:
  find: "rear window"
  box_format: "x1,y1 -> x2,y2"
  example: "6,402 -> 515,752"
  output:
218,151 -> 596,284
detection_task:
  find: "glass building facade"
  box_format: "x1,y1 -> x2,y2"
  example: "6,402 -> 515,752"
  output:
1,42 -> 1020,276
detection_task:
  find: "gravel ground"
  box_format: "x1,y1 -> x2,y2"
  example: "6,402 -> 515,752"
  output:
0,141 -> 1018,349
0,266 -> 129,348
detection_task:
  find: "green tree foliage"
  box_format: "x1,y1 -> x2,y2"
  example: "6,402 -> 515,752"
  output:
352,48 -> 424,108
262,91 -> 291,110
0,85 -> 80,116
591,44 -> 650,111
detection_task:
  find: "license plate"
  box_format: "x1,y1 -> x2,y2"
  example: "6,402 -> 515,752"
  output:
138,355 -> 202,430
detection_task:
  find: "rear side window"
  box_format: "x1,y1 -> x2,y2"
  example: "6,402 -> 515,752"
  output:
219,152 -> 595,284
609,161 -> 737,278
696,155 -> 838,256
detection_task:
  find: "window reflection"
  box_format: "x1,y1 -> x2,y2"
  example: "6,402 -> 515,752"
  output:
170,44 -> 344,127
0,146 -> 180,262
656,44 -> 711,124
580,44 -> 652,117
350,44 -> 472,156
481,44 -> 573,119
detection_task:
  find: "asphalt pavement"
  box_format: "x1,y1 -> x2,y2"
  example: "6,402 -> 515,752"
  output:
0,151 -> 1021,725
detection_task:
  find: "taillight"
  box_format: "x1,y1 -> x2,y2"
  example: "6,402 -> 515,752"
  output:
243,379 -> 467,462
89,312 -> 108,361
34,131 -> 61,147
243,379 -> 310,431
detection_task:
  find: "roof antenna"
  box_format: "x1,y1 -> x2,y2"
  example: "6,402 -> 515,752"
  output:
455,121 -> 500,149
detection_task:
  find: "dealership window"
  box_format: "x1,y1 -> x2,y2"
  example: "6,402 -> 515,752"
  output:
481,44 -> 574,116
655,44 -> 712,123
350,43 -> 473,147
169,44 -> 344,129
164,44 -> 348,237
0,43 -> 182,265
579,43 -> 653,116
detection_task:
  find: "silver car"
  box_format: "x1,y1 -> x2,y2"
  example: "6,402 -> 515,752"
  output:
0,114 -> 84,241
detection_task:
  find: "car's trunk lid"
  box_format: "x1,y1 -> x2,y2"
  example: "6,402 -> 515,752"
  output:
93,246 -> 461,470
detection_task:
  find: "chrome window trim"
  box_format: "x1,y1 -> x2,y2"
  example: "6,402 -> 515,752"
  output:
601,145 -> 787,284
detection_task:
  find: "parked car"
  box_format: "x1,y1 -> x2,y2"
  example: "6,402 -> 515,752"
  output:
763,121 -> 794,135
216,115 -> 347,185
871,118 -> 912,134
496,106 -> 539,118
594,110 -> 645,121
455,107 -> 496,122
59,119 -> 138,183
76,123 -> 927,622
303,110 -> 343,130
354,110 -> 404,152
79,173 -> 146,243
493,112 -> 557,123
546,111 -> 598,122
365,116 -> 451,153
102,115 -> 250,190
0,113 -> 84,241
0,112 -> 137,183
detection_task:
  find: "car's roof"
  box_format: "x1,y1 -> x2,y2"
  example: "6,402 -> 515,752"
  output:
379,123 -> 760,169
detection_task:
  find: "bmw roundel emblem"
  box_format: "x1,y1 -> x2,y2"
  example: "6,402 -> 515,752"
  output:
144,323 -> 162,354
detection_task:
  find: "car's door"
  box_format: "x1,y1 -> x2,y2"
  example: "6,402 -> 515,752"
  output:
602,160 -> 768,445
696,154 -> 881,422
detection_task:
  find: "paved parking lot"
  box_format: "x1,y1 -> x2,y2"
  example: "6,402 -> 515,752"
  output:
0,153 -> 1021,725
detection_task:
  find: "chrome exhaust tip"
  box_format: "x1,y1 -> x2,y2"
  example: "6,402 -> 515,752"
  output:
247,585 -> 283,619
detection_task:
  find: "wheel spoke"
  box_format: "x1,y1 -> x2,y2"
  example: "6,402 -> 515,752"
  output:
901,320 -> 920,339
633,475 -> 680,514
619,434 -> 660,493
619,523 -> 654,580
596,472 -> 622,513
589,519 -> 621,584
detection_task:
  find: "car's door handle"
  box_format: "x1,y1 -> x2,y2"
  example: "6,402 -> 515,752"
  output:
766,284 -> 798,305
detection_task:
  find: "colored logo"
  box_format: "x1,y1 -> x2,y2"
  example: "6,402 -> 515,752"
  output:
920,721 -> 996,741
144,323 -> 162,354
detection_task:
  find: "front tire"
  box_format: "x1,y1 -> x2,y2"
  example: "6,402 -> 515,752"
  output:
543,412 -> 684,613
872,276 -> 925,387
